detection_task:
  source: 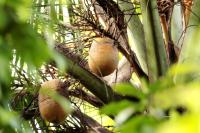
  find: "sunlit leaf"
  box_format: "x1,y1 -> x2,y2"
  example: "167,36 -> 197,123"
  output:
152,82 -> 200,112
156,113 -> 200,133
52,51 -> 67,73
100,100 -> 137,116
114,84 -> 146,99
118,115 -> 158,133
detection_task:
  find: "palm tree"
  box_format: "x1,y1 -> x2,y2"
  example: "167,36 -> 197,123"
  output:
0,0 -> 200,132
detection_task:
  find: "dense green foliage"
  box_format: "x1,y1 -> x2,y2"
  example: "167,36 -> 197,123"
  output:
0,0 -> 200,133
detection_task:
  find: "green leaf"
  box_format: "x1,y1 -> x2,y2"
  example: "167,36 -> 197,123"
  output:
167,64 -> 200,76
118,115 -> 157,133
116,0 -> 147,73
152,82 -> 200,112
114,84 -> 146,99
0,38 -> 12,84
100,100 -> 136,116
0,8 -> 8,31
0,107 -> 20,129
167,64 -> 200,84
140,0 -> 168,81
10,23 -> 51,67
156,113 -> 200,133
52,51 -> 67,73
171,3 -> 184,47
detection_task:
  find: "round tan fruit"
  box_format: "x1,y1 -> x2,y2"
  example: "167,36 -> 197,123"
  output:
38,79 -> 68,123
88,37 -> 119,77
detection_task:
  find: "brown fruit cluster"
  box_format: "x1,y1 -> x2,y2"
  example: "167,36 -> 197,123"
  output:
38,79 -> 68,123
88,37 -> 119,77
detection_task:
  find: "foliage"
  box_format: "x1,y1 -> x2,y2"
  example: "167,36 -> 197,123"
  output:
102,63 -> 200,133
0,0 -> 51,132
0,0 -> 200,133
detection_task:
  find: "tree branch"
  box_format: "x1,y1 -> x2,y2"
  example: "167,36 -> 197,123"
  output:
69,88 -> 104,108
55,44 -> 140,104
55,44 -> 123,104
82,0 -> 148,78
73,110 -> 112,133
